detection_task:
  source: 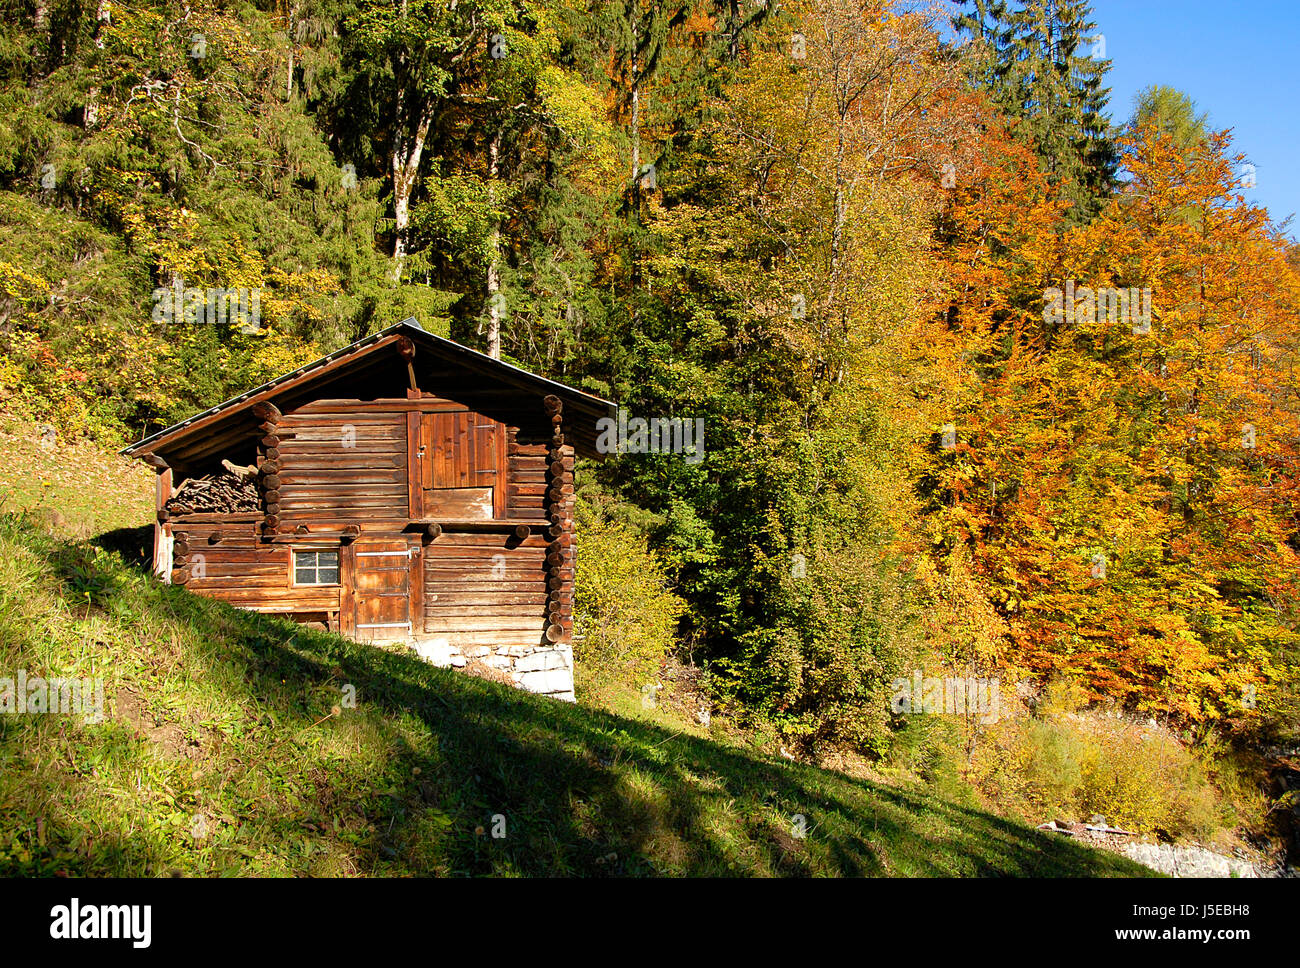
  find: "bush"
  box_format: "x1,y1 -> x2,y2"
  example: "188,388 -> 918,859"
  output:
573,498 -> 685,694
967,679 -> 1255,841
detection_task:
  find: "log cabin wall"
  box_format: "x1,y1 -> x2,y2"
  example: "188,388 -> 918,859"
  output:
171,521 -> 338,615
151,392 -> 585,701
276,406 -> 409,532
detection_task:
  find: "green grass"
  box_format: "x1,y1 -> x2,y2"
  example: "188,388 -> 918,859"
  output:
0,414 -> 153,538
0,512 -> 1155,877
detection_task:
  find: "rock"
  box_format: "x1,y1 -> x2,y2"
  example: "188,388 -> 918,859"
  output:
411,638 -> 455,667
516,667 -> 572,695
1122,842 -> 1262,878
513,649 -> 571,674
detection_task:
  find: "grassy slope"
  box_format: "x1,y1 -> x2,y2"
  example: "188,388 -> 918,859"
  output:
0,421 -> 1152,876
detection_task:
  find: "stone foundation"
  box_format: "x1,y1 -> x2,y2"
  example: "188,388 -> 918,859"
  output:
410,637 -> 576,702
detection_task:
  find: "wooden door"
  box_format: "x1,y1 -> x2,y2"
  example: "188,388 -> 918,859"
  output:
352,538 -> 416,641
418,410 -> 505,519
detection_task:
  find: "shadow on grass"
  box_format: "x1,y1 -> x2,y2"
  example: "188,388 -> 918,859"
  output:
6,516 -> 1155,877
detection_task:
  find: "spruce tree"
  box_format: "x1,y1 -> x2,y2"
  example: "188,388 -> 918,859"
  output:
952,0 -> 1117,221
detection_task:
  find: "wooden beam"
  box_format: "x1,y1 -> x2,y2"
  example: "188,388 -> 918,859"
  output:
339,543 -> 356,637
406,411 -> 423,519
408,518 -> 542,532
154,466 -> 172,580
397,335 -> 419,392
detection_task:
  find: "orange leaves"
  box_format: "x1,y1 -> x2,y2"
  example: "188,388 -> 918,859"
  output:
922,112 -> 1300,728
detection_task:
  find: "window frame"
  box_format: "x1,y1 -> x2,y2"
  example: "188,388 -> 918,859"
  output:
291,548 -> 341,587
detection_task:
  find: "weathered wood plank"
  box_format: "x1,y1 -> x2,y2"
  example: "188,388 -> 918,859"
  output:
407,411 -> 422,519
424,593 -> 550,606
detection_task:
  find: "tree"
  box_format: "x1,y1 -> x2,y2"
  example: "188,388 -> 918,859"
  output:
952,0 -> 1117,221
1127,84 -> 1211,157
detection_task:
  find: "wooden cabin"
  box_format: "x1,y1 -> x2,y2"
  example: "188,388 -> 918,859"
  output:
122,318 -> 616,701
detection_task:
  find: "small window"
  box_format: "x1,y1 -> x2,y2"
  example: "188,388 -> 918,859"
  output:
293,550 -> 339,586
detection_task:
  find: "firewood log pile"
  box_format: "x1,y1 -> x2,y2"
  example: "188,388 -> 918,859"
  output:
164,470 -> 261,514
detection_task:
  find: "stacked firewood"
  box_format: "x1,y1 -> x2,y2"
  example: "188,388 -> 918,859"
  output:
164,469 -> 260,514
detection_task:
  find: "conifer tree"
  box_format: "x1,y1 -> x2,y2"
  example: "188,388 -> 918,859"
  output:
952,0 -> 1117,221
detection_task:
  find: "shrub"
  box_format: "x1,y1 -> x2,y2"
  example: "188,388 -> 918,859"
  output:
967,679 -> 1253,841
573,498 -> 685,694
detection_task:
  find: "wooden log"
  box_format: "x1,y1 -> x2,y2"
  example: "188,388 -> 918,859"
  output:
342,524 -> 361,540
174,540 -> 191,556
262,474 -> 282,489
260,435 -> 281,449
156,508 -> 169,524
263,488 -> 280,504
263,514 -> 281,530
251,402 -> 282,422
143,454 -> 169,471
258,421 -> 278,435
259,460 -> 281,476
546,523 -> 563,539
171,567 -> 190,585
396,335 -> 416,361
544,623 -> 564,643
513,525 -> 531,541
208,531 -> 223,544
542,394 -> 562,415
295,524 -> 310,534
547,460 -> 565,476
424,523 -> 442,541
264,447 -> 280,461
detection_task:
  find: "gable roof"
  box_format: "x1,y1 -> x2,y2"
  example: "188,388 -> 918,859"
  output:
121,318 -> 617,464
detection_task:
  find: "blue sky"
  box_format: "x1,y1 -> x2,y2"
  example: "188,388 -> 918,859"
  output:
1091,0 -> 1299,232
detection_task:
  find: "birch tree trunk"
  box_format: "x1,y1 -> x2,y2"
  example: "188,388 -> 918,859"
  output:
485,129 -> 503,359
389,100 -> 432,284
630,46 -> 640,180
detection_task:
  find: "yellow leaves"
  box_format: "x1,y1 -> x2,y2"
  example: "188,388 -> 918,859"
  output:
0,262 -> 50,304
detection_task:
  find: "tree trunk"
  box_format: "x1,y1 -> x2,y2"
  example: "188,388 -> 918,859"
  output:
389,99 -> 433,285
630,12 -> 640,181
486,129 -> 502,359
285,0 -> 299,100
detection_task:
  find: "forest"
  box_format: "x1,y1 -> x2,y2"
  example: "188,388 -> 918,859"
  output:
2,0 -> 1298,856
